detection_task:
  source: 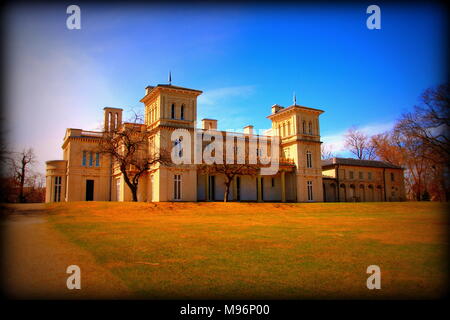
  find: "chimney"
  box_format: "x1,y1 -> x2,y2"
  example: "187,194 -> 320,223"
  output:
201,119 -> 217,130
271,104 -> 284,114
243,125 -> 254,135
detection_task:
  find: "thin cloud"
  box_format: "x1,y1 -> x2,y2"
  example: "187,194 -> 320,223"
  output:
322,121 -> 396,156
198,85 -> 256,106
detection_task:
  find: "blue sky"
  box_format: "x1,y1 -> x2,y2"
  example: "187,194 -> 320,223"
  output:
5,2 -> 447,173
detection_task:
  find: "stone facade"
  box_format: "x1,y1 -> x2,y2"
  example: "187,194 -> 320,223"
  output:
46,84 -> 405,203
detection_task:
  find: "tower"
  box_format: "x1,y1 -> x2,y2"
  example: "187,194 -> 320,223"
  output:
103,107 -> 123,132
267,101 -> 324,202
140,84 -> 202,130
139,84 -> 203,202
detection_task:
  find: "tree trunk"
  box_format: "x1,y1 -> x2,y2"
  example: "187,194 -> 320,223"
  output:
131,187 -> 138,202
121,168 -> 138,202
19,161 -> 26,203
224,181 -> 231,202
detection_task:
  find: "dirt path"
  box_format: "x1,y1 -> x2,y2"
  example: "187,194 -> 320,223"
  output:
1,204 -> 133,299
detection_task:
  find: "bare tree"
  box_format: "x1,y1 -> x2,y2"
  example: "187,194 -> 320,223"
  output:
321,143 -> 336,160
396,84 -> 449,165
371,132 -> 403,166
198,163 -> 259,202
98,114 -> 170,202
10,148 -> 36,203
344,127 -> 376,160
372,128 -> 439,201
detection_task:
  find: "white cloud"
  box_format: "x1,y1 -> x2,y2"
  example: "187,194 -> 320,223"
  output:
321,121 -> 395,156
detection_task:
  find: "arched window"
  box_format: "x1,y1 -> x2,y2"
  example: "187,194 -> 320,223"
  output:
287,122 -> 291,136
180,104 -> 185,120
171,104 -> 175,119
108,112 -> 112,131
114,113 -> 118,130
302,120 -> 306,133
309,121 -> 312,134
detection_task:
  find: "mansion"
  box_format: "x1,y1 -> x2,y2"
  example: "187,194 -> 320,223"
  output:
45,83 -> 406,203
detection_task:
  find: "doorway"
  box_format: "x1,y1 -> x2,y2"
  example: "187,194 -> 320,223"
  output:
86,180 -> 94,201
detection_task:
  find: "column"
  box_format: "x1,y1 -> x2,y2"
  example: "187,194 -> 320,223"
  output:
281,171 -> 286,203
257,175 -> 262,202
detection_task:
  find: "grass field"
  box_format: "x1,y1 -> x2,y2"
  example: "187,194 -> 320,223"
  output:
46,201 -> 448,299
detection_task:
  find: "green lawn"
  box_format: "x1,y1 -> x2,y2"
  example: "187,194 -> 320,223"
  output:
47,201 -> 448,299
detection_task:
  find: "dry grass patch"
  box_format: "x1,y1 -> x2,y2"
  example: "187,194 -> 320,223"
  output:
46,201 -> 448,299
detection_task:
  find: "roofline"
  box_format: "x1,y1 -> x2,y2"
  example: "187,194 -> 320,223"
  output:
140,84 -> 203,103
321,158 -> 404,170
267,104 -> 324,118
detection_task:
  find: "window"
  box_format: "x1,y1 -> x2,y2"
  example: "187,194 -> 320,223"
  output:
173,174 -> 182,200
308,121 -> 312,134
116,178 -> 120,201
359,172 -> 363,179
108,112 -> 112,131
306,151 -> 312,168
95,153 -> 100,167
307,180 -> 313,201
271,178 -> 275,187
349,171 -> 354,179
89,152 -> 93,167
114,113 -> 118,130
180,104 -> 185,120
54,176 -> 62,202
368,172 -> 372,180
302,120 -> 306,133
287,122 -> 291,136
171,104 -> 175,119
82,151 -> 87,166
391,172 -> 395,182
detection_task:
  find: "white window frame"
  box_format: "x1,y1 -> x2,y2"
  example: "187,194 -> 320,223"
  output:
54,176 -> 62,202
174,174 -> 182,201
307,180 -> 313,201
